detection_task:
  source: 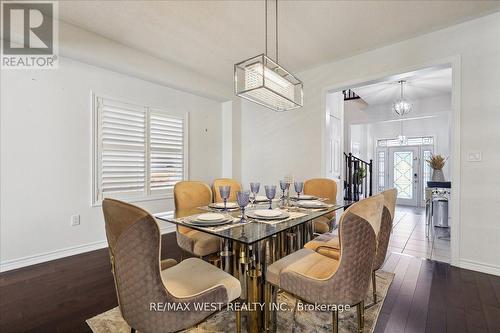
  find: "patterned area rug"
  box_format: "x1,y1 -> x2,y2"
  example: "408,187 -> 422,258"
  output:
87,271 -> 394,333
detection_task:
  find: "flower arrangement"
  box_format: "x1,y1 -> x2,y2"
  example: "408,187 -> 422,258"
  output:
354,167 -> 367,184
426,154 -> 447,170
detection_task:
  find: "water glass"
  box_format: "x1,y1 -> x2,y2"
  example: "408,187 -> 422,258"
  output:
294,181 -> 304,199
250,182 -> 260,205
279,179 -> 289,200
265,185 -> 277,209
236,190 -> 250,223
219,185 -> 231,211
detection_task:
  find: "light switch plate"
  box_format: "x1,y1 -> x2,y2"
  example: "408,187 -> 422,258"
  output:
71,214 -> 80,226
467,152 -> 482,162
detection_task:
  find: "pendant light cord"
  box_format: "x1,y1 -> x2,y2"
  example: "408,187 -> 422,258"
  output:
264,0 -> 279,61
276,0 -> 278,62
265,0 -> 267,56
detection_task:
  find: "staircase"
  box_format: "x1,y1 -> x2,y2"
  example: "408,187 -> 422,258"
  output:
344,153 -> 373,201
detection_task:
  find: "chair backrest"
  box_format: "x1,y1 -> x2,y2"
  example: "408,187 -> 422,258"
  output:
102,198 -> 227,332
373,188 -> 398,270
304,178 -> 337,202
329,195 -> 384,305
102,199 -> 168,331
174,181 -> 212,210
174,181 -> 212,233
212,178 -> 242,203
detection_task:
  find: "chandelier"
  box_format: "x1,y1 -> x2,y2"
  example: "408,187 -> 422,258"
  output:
234,0 -> 303,112
392,80 -> 412,116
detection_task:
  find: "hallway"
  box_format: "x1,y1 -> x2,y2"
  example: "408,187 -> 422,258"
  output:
388,206 -> 451,263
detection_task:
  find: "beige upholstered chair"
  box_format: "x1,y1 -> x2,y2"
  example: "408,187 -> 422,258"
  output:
304,189 -> 397,303
304,178 -> 338,234
102,199 -> 242,333
212,178 -> 242,203
174,181 -> 220,258
265,195 -> 384,333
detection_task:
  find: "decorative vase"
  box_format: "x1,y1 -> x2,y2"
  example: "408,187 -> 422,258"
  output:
431,169 -> 445,181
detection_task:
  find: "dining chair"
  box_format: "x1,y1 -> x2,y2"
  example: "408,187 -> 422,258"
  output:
265,194 -> 384,333
304,188 -> 397,304
304,178 -> 338,234
102,198 -> 242,333
174,181 -> 220,259
212,178 -> 242,203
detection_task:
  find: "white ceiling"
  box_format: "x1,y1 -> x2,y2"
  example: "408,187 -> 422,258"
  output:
352,67 -> 452,106
58,1 -> 500,86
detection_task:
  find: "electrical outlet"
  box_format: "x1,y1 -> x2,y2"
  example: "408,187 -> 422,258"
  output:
71,214 -> 80,226
467,152 -> 482,162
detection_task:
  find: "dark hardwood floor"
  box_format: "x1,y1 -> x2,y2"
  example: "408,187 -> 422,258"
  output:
0,233 -> 183,333
374,252 -> 500,333
1,233 -> 499,332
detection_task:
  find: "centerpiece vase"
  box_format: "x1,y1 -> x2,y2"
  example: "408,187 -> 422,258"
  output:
431,169 -> 445,181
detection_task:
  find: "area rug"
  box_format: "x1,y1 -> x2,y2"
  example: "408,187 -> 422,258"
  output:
87,271 -> 394,333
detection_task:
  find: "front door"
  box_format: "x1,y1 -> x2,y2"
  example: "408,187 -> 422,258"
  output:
389,146 -> 419,206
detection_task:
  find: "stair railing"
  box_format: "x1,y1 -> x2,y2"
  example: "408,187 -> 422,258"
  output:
344,152 -> 373,201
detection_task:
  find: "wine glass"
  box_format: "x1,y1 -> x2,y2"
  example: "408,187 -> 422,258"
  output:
236,191 -> 250,223
279,179 -> 289,201
250,182 -> 260,206
265,185 -> 276,209
294,181 -> 304,199
219,185 -> 231,211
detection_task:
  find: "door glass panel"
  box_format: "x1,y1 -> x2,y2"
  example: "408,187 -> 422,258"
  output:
423,150 -> 432,199
393,151 -> 413,199
378,151 -> 385,191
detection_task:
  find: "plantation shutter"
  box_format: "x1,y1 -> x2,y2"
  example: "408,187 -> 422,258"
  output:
98,97 -> 146,199
149,110 -> 184,194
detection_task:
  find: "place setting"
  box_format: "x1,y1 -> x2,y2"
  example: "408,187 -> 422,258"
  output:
289,181 -> 319,201
183,212 -> 233,226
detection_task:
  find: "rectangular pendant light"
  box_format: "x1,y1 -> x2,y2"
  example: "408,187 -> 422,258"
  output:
234,54 -> 303,112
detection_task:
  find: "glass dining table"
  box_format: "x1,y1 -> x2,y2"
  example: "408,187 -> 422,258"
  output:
155,199 -> 351,333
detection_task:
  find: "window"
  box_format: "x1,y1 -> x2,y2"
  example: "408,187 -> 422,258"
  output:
377,150 -> 385,192
93,95 -> 187,204
377,136 -> 433,147
422,149 -> 432,199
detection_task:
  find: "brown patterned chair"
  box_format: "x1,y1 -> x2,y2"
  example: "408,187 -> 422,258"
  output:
304,178 -> 338,234
212,178 -> 242,203
265,195 -> 384,333
174,181 -> 220,258
102,198 -> 242,333
304,188 -> 397,304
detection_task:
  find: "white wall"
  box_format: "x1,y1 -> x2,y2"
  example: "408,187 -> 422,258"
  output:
346,94 -> 452,177
0,56 -> 223,269
240,12 -> 500,274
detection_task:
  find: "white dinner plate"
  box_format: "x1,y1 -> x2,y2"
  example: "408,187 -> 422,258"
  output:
293,194 -> 317,200
209,202 -> 239,209
196,213 -> 226,222
254,209 -> 282,218
254,195 -> 269,202
188,218 -> 232,226
297,200 -> 328,208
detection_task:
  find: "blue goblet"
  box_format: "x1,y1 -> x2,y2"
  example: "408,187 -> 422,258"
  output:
294,181 -> 304,199
250,182 -> 260,205
279,180 -> 288,200
265,185 -> 277,209
219,185 -> 231,211
236,191 -> 250,223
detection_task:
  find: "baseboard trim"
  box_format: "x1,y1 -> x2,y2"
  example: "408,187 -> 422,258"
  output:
459,259 -> 500,276
0,224 -> 176,272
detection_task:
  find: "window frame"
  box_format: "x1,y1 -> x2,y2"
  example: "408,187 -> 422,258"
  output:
91,92 -> 189,206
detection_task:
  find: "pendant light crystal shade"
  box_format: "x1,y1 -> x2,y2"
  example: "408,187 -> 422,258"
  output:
392,99 -> 412,116
235,54 -> 303,112
392,80 -> 412,116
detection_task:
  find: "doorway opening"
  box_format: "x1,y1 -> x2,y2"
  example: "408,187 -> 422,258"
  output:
324,64 -> 454,263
